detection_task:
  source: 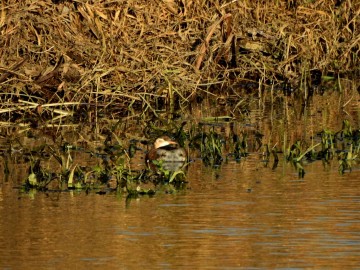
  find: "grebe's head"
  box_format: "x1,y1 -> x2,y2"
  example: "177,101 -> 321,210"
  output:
154,136 -> 178,149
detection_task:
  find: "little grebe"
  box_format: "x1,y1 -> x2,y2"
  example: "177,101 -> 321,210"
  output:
146,136 -> 186,170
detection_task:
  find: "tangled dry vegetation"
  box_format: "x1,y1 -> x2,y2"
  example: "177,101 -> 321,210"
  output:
0,0 -> 359,122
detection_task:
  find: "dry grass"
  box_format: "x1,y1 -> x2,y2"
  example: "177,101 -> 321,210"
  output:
0,0 -> 359,122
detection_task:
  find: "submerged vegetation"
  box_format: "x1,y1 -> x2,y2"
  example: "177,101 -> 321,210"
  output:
0,1 -> 359,196
5,119 -> 359,196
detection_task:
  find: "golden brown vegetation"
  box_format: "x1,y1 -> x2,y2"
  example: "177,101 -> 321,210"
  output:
0,0 -> 359,121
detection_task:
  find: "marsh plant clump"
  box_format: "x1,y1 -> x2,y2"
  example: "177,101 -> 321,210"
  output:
11,119 -> 359,195
285,120 -> 360,177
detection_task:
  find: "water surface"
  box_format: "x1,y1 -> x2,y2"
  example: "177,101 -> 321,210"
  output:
0,88 -> 359,269
1,157 -> 359,269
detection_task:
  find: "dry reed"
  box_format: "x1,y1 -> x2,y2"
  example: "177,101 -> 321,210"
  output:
0,0 -> 359,122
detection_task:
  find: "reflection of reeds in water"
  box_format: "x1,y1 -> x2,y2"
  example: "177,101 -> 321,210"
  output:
5,113 -> 359,194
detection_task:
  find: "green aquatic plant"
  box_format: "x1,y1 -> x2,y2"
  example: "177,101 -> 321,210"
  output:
286,141 -> 306,178
318,129 -> 336,160
335,120 -> 360,148
286,140 -> 319,162
48,144 -> 75,186
127,140 -> 137,158
295,162 -> 305,178
198,131 -> 223,166
338,144 -> 358,175
112,160 -> 137,191
24,159 -> 53,190
233,132 -> 248,160
151,159 -> 187,183
294,143 -> 321,163
286,140 -> 302,161
271,147 -> 279,170
286,140 -> 321,178
340,120 -> 353,138
262,145 -> 280,170
334,121 -> 360,175
67,165 -> 77,189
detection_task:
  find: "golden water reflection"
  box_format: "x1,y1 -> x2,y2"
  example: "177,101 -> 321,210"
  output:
0,157 -> 359,269
0,84 -> 359,269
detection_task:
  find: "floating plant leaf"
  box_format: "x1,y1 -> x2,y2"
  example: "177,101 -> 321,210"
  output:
27,173 -> 38,186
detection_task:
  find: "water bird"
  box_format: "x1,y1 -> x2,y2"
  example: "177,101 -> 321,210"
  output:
146,136 -> 186,171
